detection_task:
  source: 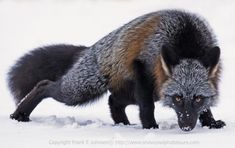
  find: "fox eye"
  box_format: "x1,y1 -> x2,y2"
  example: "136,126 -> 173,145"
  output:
194,95 -> 203,103
173,95 -> 182,102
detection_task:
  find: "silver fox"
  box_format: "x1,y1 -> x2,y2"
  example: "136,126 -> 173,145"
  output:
9,10 -> 225,131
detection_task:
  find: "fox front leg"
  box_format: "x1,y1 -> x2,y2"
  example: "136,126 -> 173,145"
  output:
199,108 -> 226,129
133,60 -> 158,129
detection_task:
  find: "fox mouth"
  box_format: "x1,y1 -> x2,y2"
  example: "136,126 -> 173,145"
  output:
180,126 -> 193,131
178,122 -> 197,132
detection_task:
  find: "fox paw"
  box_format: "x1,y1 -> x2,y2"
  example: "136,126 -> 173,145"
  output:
10,111 -> 30,122
202,120 -> 226,129
209,120 -> 226,129
143,123 -> 159,129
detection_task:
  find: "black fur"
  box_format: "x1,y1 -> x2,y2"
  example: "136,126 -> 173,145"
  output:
200,46 -> 220,70
169,13 -> 214,59
10,80 -> 53,121
108,81 -> 135,125
199,109 -> 226,129
109,60 -> 159,128
8,44 -> 87,105
132,60 -> 158,129
161,46 -> 179,73
162,13 -> 219,71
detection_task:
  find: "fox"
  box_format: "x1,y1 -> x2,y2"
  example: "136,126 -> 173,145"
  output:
8,10 -> 225,131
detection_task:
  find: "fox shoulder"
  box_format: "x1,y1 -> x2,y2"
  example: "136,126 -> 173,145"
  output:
97,14 -> 161,89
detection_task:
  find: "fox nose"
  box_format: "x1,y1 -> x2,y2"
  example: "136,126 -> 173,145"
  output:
177,111 -> 198,132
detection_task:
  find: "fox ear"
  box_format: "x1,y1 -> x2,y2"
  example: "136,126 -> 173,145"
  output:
201,46 -> 220,77
160,45 -> 179,76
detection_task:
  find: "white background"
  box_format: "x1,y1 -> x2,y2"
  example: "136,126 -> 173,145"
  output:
0,0 -> 235,147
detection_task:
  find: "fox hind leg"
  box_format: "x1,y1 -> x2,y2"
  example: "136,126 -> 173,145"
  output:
10,80 -> 54,121
10,51 -> 108,122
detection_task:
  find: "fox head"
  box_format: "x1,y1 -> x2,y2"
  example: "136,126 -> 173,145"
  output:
157,46 -> 221,131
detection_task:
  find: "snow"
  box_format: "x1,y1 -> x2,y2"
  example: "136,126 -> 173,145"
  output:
0,0 -> 235,148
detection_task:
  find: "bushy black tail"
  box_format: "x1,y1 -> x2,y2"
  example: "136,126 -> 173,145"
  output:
8,44 -> 87,105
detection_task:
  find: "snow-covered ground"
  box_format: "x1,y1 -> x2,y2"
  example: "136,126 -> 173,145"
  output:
0,0 -> 235,147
